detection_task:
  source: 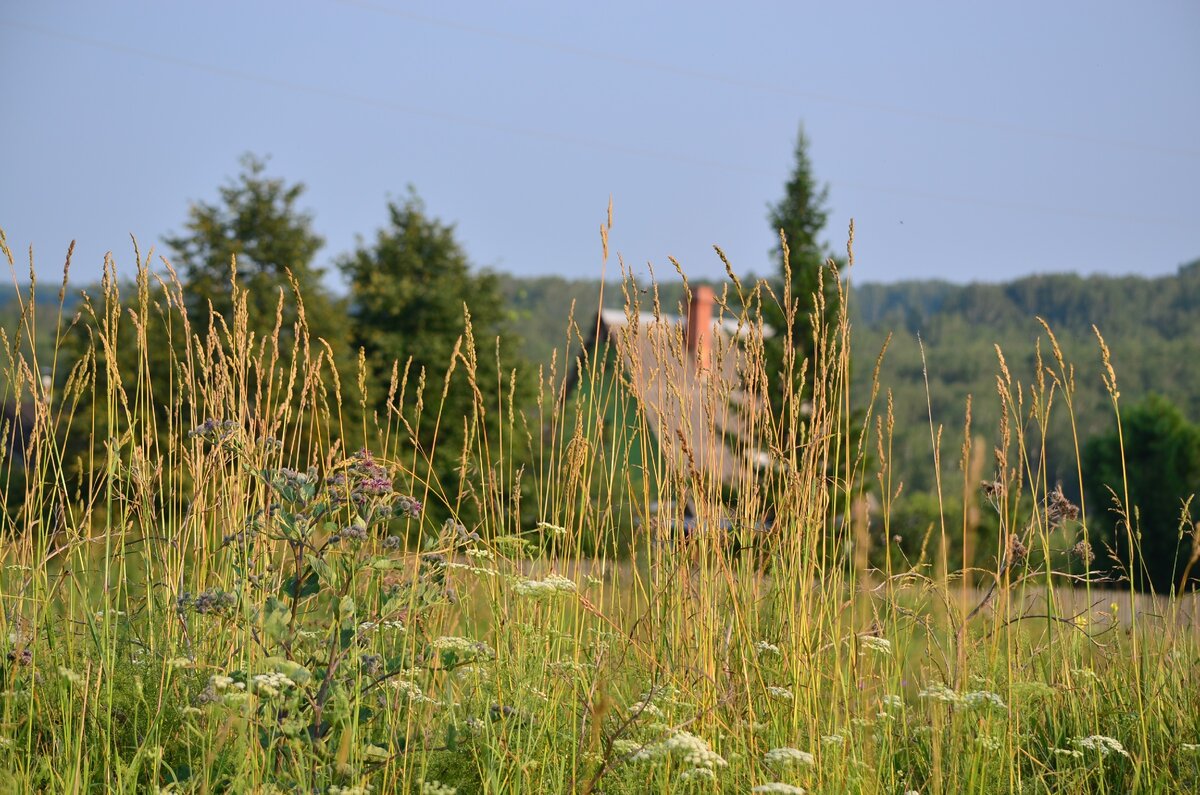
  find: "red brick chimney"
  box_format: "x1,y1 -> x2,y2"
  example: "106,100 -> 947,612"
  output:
686,285 -> 715,372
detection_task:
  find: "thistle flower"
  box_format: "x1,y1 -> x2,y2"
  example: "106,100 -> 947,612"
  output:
1046,485 -> 1080,527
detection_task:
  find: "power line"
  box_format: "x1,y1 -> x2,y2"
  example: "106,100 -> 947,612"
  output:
332,0 -> 1200,161
2,18 -> 1194,229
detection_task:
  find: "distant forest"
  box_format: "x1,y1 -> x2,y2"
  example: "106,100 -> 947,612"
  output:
4,258 -> 1197,504
497,259 -> 1200,499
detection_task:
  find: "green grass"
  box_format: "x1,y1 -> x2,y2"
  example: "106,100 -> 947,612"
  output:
1,226 -> 1198,794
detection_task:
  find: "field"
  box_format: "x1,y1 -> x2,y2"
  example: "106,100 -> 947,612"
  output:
1,231 -> 1198,794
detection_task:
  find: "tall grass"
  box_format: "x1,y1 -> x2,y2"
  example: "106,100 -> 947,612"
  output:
1,223 -> 1198,795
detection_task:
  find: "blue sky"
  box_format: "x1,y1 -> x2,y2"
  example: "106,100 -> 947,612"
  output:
2,0 -> 1198,288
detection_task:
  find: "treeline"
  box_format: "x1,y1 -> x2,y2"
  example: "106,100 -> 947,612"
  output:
498,262 -> 1200,590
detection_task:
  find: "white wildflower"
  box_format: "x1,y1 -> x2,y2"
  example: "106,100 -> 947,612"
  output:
821,734 -> 845,748
209,675 -> 235,691
755,641 -> 782,657
251,671 -> 295,698
419,781 -> 456,795
629,700 -> 664,718
1053,748 -> 1084,759
959,691 -> 1007,712
857,635 -> 892,655
1073,735 -> 1129,757
465,548 -> 494,560
882,694 -> 904,709
764,747 -> 816,767
513,574 -> 577,599
918,683 -> 959,704
166,657 -> 194,670
536,521 -> 569,536
766,686 -> 794,701
429,636 -> 494,659
679,767 -> 717,782
631,730 -> 726,769
976,735 -> 1002,752
751,784 -> 806,794
1181,742 -> 1200,753
58,666 -> 84,685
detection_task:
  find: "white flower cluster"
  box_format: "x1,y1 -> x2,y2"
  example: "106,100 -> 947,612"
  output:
1073,735 -> 1129,757
390,678 -> 429,703
209,675 -> 244,692
755,641 -> 782,657
751,784 -> 806,794
58,667 -> 84,686
251,671 -> 296,698
429,636 -> 495,659
419,781 -> 456,795
465,548 -> 494,560
328,786 -> 373,795
1181,743 -> 1200,753
976,735 -> 1002,752
513,574 -> 578,599
917,683 -> 959,704
767,686 -> 794,701
536,521 -> 569,536
764,747 -> 816,767
857,635 -> 892,655
630,730 -> 727,770
679,767 -> 716,782
917,684 -> 1006,711
959,691 -> 1007,711
629,700 -> 664,719
821,734 -> 845,748
881,694 -> 904,710
1053,748 -> 1084,760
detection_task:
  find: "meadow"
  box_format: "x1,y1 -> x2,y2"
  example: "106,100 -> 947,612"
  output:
1,227 -> 1198,795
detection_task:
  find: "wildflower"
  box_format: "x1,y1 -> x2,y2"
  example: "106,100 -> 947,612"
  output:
391,679 -> 426,703
751,785 -> 806,794
976,735 -> 1002,752
329,787 -> 374,795
1072,735 -> 1129,758
419,782 -> 456,795
881,694 -> 904,710
340,522 -> 369,542
1070,540 -> 1095,565
363,744 -> 389,761
429,636 -> 495,660
629,700 -> 664,719
958,691 -> 1006,712
536,521 -> 569,536
1181,743 -> 1200,753
821,734 -> 844,748
359,654 -> 383,676
918,683 -> 959,704
1053,748 -> 1084,760
165,657 -> 194,670
58,666 -> 84,685
251,671 -> 296,698
766,686 -> 794,701
630,730 -> 727,769
1046,485 -> 1079,527
513,574 -> 577,599
612,738 -> 643,756
857,635 -> 892,655
465,548 -> 494,560
764,747 -> 816,767
680,767 -> 717,782
755,640 -> 782,657
6,648 -> 31,666
393,496 -> 422,519
1006,533 -> 1028,566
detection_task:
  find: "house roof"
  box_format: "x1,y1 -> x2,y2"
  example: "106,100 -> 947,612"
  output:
579,302 -> 772,486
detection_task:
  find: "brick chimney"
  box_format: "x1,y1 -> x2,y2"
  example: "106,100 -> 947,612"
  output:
686,285 -> 715,372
